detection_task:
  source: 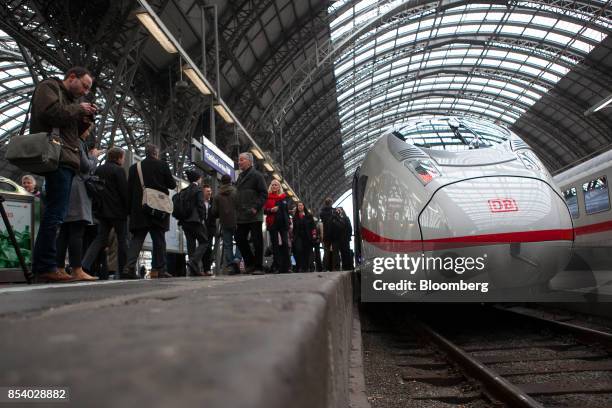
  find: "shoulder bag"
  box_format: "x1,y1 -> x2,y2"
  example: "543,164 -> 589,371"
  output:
5,84 -> 63,175
137,161 -> 173,220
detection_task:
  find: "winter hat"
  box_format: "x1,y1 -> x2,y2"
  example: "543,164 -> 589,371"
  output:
221,174 -> 232,185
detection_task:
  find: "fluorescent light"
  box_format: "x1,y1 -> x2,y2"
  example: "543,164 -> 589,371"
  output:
593,94 -> 612,113
183,65 -> 212,95
281,183 -> 288,189
214,104 -> 234,124
272,173 -> 281,181
292,196 -> 299,202
585,93 -> 612,116
263,162 -> 274,172
135,11 -> 178,54
250,148 -> 264,160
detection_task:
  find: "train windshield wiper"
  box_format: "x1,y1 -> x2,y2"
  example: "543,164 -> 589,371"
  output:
450,126 -> 469,145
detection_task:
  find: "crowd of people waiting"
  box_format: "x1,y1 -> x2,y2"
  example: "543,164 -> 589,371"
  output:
16,66 -> 353,283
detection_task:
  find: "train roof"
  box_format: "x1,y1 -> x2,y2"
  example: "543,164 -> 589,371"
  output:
553,148 -> 612,187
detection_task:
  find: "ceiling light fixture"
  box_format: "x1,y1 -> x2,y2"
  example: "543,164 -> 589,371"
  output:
183,65 -> 212,95
585,93 -> 612,116
135,9 -> 178,54
250,148 -> 264,160
214,103 -> 234,124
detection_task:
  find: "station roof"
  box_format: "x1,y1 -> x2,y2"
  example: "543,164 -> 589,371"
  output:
0,0 -> 611,207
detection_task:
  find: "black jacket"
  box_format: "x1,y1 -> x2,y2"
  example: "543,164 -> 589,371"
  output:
236,166 -> 267,224
127,157 -> 177,232
178,183 -> 206,226
293,212 -> 316,245
340,213 -> 353,242
203,199 -> 216,232
93,161 -> 128,220
319,205 -> 334,243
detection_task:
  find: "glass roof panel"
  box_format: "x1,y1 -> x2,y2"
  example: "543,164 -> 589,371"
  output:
328,0 -> 610,176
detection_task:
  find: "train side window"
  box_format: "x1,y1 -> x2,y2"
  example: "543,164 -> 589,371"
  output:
563,187 -> 579,219
582,176 -> 610,215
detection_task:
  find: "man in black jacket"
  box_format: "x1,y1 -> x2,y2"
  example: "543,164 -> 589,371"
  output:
334,207 -> 353,271
319,197 -> 336,271
201,184 -> 215,275
125,144 -> 177,278
179,170 -> 207,277
82,147 -> 131,278
235,152 -> 268,274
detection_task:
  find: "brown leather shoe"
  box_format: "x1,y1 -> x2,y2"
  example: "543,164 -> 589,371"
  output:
149,269 -> 159,279
35,271 -> 76,283
71,267 -> 98,281
190,271 -> 206,277
57,267 -> 72,279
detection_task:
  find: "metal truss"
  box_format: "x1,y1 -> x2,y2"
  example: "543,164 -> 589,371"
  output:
259,0 -> 612,134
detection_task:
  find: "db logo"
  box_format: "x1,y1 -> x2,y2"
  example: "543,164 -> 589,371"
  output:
488,198 -> 518,212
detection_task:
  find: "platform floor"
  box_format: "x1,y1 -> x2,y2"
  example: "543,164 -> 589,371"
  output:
0,273 -> 353,408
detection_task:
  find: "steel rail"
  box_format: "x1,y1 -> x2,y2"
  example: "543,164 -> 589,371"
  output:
494,305 -> 612,350
409,317 -> 544,408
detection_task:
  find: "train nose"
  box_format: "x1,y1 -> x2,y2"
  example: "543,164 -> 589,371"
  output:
419,176 -> 573,287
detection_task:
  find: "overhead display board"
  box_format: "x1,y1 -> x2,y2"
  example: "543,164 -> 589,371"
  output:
191,137 -> 235,181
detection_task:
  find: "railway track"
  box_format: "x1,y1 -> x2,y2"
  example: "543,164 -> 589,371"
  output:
361,305 -> 612,407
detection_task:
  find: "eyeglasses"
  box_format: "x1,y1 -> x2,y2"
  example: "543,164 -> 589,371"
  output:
78,77 -> 92,92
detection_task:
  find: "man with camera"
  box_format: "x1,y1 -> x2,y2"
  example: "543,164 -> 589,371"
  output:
30,66 -> 98,283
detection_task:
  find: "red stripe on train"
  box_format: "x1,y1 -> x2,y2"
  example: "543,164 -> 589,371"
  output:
361,226 -> 574,252
574,220 -> 612,236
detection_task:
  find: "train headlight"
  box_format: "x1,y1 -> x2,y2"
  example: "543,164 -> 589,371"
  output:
403,159 -> 442,186
517,150 -> 544,171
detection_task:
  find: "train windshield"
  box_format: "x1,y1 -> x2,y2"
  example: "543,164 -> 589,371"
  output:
396,117 -> 510,151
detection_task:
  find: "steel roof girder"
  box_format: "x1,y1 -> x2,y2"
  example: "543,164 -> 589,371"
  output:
266,1 -> 608,137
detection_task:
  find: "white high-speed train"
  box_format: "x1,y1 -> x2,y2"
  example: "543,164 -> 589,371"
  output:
554,149 -> 612,270
352,116 -> 574,298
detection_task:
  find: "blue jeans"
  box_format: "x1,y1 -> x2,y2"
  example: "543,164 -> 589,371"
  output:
222,227 -> 241,267
32,167 -> 74,274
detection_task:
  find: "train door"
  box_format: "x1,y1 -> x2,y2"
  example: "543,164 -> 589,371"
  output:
352,167 -> 367,266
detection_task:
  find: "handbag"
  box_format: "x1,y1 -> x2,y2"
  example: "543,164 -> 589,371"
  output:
83,174 -> 105,198
137,161 -> 173,220
5,85 -> 63,175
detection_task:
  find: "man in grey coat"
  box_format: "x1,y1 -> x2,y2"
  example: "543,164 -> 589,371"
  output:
234,152 -> 267,274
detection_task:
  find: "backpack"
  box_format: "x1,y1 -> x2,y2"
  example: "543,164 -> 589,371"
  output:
172,186 -> 194,221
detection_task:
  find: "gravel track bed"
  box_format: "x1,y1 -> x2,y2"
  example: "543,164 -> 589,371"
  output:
361,304 -> 612,407
538,392 -> 612,407
361,309 -> 491,408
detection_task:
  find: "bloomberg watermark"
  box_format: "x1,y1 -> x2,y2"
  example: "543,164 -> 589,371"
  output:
368,254 -> 489,296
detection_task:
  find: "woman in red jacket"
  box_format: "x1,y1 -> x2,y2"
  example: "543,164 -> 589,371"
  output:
264,180 -> 291,273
